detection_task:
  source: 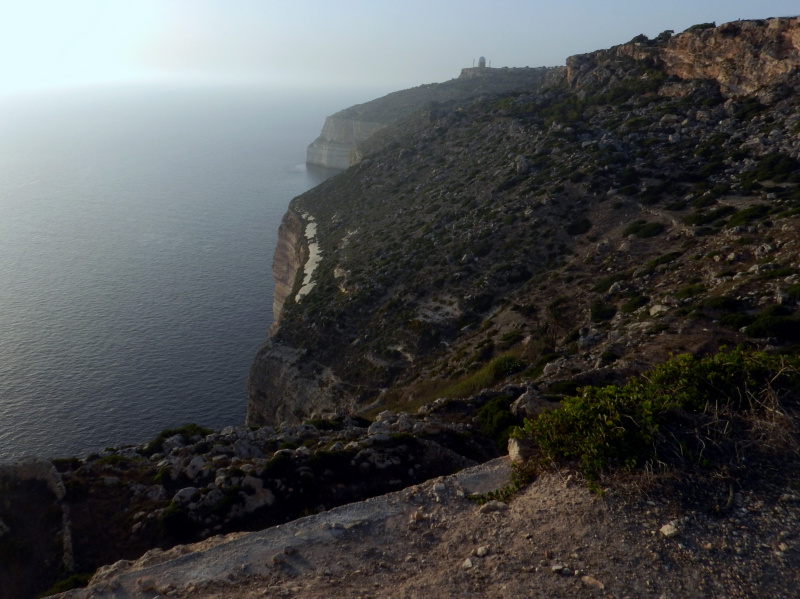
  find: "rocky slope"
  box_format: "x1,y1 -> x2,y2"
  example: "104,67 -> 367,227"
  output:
2,392 -> 514,598
250,16 -> 800,428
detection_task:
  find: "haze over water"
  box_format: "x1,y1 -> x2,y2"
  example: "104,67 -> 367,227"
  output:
0,83 -> 352,462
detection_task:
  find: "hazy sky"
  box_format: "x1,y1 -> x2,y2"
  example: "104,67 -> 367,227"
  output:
1,1 -> 798,96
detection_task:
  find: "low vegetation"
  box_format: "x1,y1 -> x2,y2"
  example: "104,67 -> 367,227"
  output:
518,348 -> 800,481
443,354 -> 525,398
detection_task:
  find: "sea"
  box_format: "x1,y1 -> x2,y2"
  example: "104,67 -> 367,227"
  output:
0,82 -> 374,462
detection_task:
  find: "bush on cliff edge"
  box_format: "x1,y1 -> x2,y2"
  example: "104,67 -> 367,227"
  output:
518,348 -> 800,480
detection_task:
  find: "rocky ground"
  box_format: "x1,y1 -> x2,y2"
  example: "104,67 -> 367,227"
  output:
2,393 -> 527,599
56,454 -> 800,599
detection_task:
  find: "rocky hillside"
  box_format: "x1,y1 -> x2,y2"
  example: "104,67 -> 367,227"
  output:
4,16 -> 800,599
250,16 -> 800,428
306,66 -> 562,168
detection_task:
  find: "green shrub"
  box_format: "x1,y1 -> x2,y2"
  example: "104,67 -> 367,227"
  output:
477,395 -> 519,449
593,272 -> 630,293
38,573 -> 93,597
590,300 -> 617,322
702,295 -> 741,311
720,313 -> 755,330
499,330 -> 523,347
518,348 -> 800,479
682,206 -> 737,226
640,251 -> 682,275
620,295 -> 649,313
443,354 -> 525,398
691,195 -> 719,209
623,220 -> 665,238
142,423 -> 213,456
153,466 -> 171,484
665,200 -> 687,211
733,98 -> 766,121
787,284 -> 800,301
726,204 -> 770,228
744,306 -> 800,341
566,218 -> 592,235
684,22 -> 716,33
745,316 -> 800,339
741,152 -> 800,185
675,284 -> 706,299
759,267 -> 796,280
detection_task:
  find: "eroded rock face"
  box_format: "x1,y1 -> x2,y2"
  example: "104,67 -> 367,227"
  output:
567,17 -> 800,98
245,340 -> 350,427
306,116 -> 387,169
270,208 -> 306,336
661,18 -> 800,97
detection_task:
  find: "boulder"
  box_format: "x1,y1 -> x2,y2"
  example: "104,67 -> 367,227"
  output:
172,487 -> 199,505
185,456 -> 207,480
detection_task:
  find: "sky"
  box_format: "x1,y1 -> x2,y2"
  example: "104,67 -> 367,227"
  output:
1,1 -> 798,97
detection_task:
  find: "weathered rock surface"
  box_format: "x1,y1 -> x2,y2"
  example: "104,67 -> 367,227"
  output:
567,17 -> 800,98
268,209 -> 306,336
662,18 -> 800,96
245,340 -> 350,427
54,455 -> 800,599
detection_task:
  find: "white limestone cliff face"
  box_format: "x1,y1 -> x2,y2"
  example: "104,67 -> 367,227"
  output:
269,209 -> 306,336
306,116 -> 387,169
251,203 -> 344,427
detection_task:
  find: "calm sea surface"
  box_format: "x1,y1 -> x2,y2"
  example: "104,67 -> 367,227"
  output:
0,83 -> 363,462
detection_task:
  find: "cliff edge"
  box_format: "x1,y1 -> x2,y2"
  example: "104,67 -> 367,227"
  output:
306,66 -> 563,169
251,17 -> 800,430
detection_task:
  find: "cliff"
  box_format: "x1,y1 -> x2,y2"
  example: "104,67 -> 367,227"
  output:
6,16 -> 800,599
566,16 -> 800,98
245,339 -> 351,426
306,66 -> 563,169
252,16 -> 800,430
306,116 -> 388,170
268,209 -> 306,335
